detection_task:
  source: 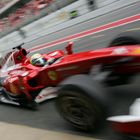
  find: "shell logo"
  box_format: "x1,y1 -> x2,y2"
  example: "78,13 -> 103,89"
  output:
131,48 -> 140,54
48,71 -> 57,81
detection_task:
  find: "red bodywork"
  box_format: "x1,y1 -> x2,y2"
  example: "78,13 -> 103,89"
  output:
107,115 -> 140,136
1,45 -> 140,101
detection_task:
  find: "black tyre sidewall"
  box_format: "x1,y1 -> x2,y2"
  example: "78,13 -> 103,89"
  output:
109,31 -> 140,47
56,75 -> 109,131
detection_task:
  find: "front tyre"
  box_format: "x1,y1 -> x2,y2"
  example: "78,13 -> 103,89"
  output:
56,75 -> 109,131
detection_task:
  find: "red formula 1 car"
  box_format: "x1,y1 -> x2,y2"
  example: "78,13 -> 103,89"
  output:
1,31 -> 140,131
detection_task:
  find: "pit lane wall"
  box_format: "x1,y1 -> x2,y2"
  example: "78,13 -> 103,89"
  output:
0,0 -> 139,51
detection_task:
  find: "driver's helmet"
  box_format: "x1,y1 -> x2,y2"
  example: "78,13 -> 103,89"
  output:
30,53 -> 46,66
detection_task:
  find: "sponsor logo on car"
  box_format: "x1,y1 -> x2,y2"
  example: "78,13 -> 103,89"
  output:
56,66 -> 78,71
112,47 -> 128,55
48,71 -> 57,81
131,48 -> 140,54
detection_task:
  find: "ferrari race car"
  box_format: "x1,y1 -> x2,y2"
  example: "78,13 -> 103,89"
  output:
0,31 -> 140,132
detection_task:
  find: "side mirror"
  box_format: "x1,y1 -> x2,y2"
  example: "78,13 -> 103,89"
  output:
21,49 -> 28,56
65,42 -> 73,55
12,43 -> 25,50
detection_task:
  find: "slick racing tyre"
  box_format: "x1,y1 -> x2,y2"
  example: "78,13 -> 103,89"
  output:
56,74 -> 109,131
109,31 -> 140,47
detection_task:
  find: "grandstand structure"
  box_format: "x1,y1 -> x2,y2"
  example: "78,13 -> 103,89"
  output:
0,0 -> 77,38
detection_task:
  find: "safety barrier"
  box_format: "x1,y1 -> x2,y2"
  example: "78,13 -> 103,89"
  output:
0,0 -> 139,51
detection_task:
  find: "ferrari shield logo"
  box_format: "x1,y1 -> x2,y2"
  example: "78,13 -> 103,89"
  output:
48,71 -> 57,81
131,48 -> 140,54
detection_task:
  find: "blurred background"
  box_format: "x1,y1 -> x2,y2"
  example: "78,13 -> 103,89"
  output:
0,0 -> 123,50
0,0 -> 77,35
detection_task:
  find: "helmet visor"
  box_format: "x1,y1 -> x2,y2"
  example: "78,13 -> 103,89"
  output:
33,58 -> 46,66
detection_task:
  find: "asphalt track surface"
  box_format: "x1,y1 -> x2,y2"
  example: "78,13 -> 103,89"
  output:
1,2 -> 140,140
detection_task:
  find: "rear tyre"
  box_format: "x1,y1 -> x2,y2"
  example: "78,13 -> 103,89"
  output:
109,31 -> 140,47
56,75 -> 109,131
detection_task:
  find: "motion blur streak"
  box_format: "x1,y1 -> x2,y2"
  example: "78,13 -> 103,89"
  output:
29,13 -> 140,52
